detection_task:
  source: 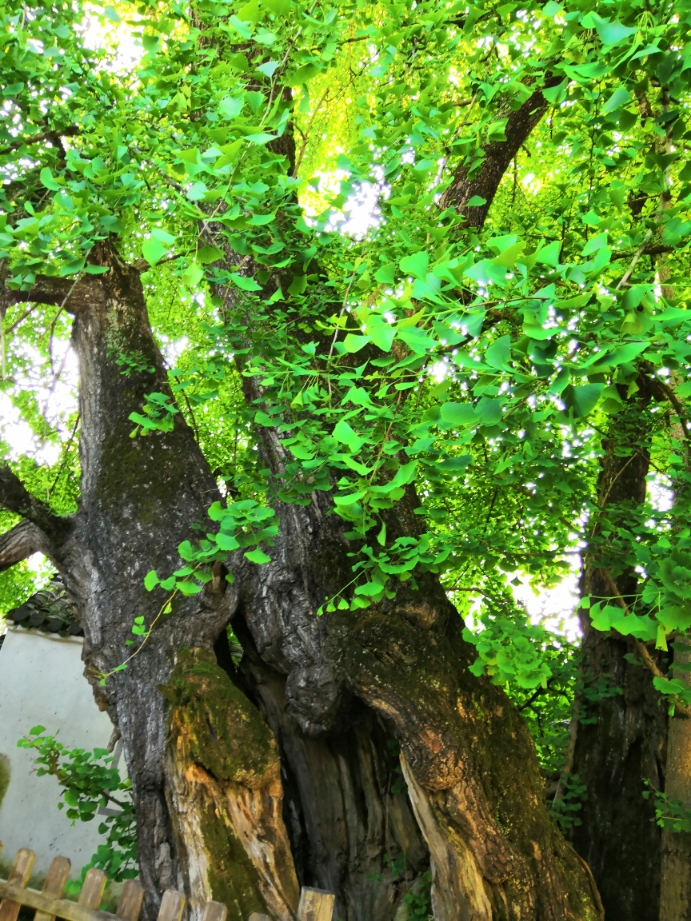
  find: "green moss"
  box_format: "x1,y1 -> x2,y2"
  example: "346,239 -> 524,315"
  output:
161,649 -> 279,921
93,426 -> 189,523
199,799 -> 264,920
0,754 -> 10,810
161,648 -> 277,784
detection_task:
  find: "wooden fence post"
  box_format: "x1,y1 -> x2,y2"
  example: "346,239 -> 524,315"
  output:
0,849 -> 36,921
201,903 -> 227,921
296,887 -> 335,921
115,881 -> 145,921
34,856 -> 71,921
155,890 -> 185,921
77,870 -> 106,912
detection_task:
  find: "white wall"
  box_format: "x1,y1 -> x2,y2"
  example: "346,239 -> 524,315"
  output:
0,627 -> 115,878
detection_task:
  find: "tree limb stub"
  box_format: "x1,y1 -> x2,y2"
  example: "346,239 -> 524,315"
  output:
0,126 -> 79,158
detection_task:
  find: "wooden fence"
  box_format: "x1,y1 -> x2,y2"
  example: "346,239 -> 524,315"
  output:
0,845 -> 334,921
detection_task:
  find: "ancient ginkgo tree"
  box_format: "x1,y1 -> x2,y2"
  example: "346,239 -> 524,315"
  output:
1,0 -> 690,918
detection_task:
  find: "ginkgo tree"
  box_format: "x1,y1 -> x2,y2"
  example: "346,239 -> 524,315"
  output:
1,0 -> 690,918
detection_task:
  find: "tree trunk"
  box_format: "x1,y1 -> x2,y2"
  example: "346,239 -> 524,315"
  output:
659,408 -> 691,921
568,384 -> 667,921
660,648 -> 691,921
0,238 -> 604,920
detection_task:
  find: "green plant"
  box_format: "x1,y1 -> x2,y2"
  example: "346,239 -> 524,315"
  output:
18,727 -> 137,888
550,773 -> 587,832
644,786 -> 691,835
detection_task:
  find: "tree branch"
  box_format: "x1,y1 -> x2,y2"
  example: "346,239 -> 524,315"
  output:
0,126 -> 79,157
1,274 -> 103,314
441,76 -> 562,228
0,465 -> 71,546
0,519 -> 56,572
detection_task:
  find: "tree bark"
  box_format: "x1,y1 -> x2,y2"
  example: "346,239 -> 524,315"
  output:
568,382 -> 667,921
659,406 -> 691,921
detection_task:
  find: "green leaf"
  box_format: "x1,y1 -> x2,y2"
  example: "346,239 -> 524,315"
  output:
144,570 -> 159,591
374,264 -> 396,284
466,195 -> 487,207
285,64 -> 320,86
603,87 -> 631,115
246,132 -> 277,145
562,383 -> 603,418
142,238 -> 167,266
399,251 -> 429,280
486,335 -> 512,370
332,419 -> 365,452
230,274 -> 262,291
40,168 -> 61,191
237,0 -> 261,22
177,581 -> 203,595
535,241 -> 560,267
182,263 -> 204,287
343,334 -> 371,352
475,398 -> 502,426
440,402 -> 476,426
219,96 -> 244,119
245,548 -> 272,564
595,19 -> 636,46
215,532 -> 240,551
198,246 -> 223,264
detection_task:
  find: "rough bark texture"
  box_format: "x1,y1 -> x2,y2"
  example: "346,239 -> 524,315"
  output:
660,650 -> 691,921
223,412 -> 603,920
1,241 -> 300,921
569,385 -> 667,921
659,415 -> 691,921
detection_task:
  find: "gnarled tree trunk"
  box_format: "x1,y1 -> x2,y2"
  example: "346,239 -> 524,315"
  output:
0,78 -> 605,920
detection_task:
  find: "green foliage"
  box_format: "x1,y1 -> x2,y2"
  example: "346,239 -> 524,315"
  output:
18,727 -> 137,887
550,773 -> 588,832
2,0 -> 691,748
645,787 -> 691,834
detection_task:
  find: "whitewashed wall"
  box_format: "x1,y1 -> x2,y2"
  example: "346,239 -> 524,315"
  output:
0,627 -> 115,879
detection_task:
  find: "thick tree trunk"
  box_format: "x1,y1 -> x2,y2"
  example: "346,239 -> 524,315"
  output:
660,649 -> 691,921
0,69 -> 607,915
659,413 -> 691,921
0,238 -> 603,920
5,241 -> 301,921
568,385 -> 667,921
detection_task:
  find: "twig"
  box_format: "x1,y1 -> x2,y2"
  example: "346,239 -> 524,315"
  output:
0,126 -> 79,157
4,303 -> 36,337
46,413 -> 80,502
616,229 -> 653,290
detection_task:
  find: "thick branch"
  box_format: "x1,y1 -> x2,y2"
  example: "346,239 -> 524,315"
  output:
1,273 -> 103,314
441,77 -> 561,227
0,519 -> 56,571
0,465 -> 71,545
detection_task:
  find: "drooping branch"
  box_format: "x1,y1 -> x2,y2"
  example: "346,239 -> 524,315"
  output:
441,77 -> 561,227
